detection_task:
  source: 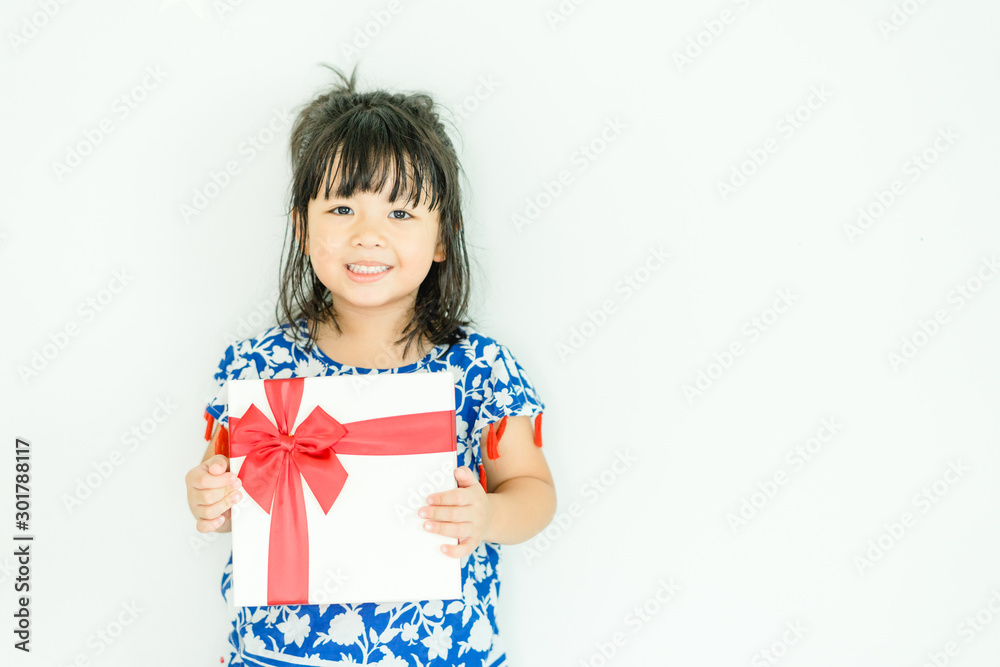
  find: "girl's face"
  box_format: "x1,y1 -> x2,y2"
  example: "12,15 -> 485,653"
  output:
298,164 -> 446,322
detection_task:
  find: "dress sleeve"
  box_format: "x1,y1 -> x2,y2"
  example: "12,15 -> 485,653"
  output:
201,343 -> 236,457
474,342 -> 547,470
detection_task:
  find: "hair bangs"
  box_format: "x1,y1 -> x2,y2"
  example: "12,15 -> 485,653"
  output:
309,119 -> 443,213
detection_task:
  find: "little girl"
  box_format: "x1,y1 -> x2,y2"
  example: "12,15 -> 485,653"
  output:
184,63 -> 556,666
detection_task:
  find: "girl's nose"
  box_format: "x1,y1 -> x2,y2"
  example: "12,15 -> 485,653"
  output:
351,213 -> 386,247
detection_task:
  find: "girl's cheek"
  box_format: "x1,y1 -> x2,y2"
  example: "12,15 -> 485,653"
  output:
311,235 -> 338,261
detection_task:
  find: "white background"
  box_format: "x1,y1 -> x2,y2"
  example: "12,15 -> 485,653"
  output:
3,1 -> 1000,666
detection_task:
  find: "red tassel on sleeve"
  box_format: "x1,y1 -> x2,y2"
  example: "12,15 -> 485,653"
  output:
216,425 -> 229,458
485,421 -> 498,461
481,412 -> 541,489
485,415 -> 509,461
204,409 -> 230,457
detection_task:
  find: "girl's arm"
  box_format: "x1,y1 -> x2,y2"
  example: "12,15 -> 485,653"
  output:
479,415 -> 556,545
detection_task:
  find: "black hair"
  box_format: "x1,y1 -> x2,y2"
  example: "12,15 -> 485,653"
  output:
276,62 -> 475,362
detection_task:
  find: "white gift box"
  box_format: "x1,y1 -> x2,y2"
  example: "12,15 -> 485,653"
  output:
226,371 -> 462,607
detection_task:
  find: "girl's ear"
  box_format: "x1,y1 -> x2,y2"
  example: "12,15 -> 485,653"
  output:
293,210 -> 309,255
433,239 -> 446,263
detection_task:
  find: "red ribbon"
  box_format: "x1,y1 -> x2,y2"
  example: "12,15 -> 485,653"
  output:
229,377 -> 455,605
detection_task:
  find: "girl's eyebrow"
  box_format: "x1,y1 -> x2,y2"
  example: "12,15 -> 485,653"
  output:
319,194 -> 425,209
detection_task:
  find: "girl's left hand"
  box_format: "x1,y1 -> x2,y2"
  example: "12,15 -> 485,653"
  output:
419,466 -> 492,559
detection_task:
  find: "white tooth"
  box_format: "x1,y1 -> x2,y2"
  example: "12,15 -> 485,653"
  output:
349,264 -> 389,274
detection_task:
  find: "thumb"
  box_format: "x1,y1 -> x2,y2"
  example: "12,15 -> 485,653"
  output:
204,454 -> 230,476
454,466 -> 476,487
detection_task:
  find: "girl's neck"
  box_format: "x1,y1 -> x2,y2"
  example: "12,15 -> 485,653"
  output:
311,317 -> 432,369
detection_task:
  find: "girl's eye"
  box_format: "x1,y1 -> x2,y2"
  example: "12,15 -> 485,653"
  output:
329,206 -> 410,219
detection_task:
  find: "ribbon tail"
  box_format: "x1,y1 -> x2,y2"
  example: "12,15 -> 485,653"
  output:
296,450 -> 349,514
267,454 -> 310,605
533,412 -> 543,448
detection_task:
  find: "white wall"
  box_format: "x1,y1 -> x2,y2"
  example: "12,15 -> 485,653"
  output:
3,1 -> 1000,665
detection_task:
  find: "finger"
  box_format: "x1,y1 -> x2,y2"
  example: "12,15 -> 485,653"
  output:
195,484 -> 238,508
454,466 -> 478,486
442,536 -> 475,559
420,504 -> 468,523
423,520 -> 472,540
205,454 -> 230,473
426,488 -> 471,507
199,487 -> 244,520
192,468 -> 241,492
195,510 -> 230,533
195,516 -> 226,533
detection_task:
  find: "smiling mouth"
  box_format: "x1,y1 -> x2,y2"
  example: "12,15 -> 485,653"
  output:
346,263 -> 392,275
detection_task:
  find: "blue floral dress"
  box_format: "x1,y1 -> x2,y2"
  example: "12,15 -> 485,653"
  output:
201,318 -> 546,666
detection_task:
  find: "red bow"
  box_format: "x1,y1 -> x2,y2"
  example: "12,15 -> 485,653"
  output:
229,377 -> 455,605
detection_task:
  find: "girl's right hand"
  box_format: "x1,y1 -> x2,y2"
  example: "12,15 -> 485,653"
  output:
186,454 -> 243,533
